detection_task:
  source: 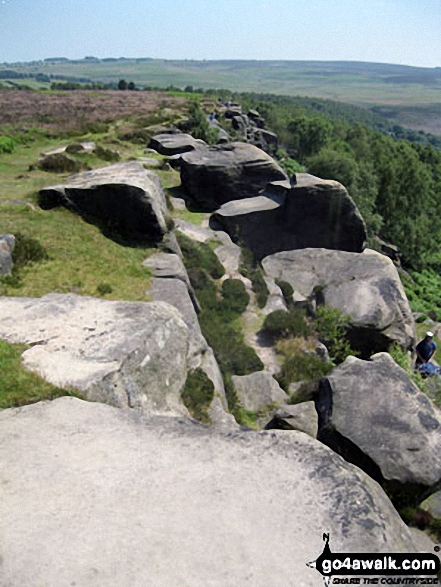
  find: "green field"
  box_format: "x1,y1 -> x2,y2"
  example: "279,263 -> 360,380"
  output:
4,58 -> 441,133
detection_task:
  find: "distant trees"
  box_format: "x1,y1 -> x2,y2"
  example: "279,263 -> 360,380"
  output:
117,79 -> 136,90
254,97 -> 441,270
287,116 -> 332,159
184,101 -> 219,145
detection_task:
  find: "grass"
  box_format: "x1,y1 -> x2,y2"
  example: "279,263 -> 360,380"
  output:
239,247 -> 269,309
0,339 -> 82,409
0,205 -> 154,300
181,369 -> 214,425
404,269 -> 441,319
176,233 -> 225,279
177,235 -> 264,422
0,132 -> 175,300
171,206 -> 207,226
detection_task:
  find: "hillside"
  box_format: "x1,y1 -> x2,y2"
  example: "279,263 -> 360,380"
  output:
2,58 -> 441,135
1,90 -> 441,584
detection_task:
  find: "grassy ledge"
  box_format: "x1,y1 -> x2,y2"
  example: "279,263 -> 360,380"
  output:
0,339 -> 82,409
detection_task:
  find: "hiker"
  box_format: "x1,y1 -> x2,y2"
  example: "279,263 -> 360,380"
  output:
415,331 -> 437,372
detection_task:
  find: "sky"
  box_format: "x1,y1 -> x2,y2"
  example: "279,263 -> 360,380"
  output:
0,0 -> 440,68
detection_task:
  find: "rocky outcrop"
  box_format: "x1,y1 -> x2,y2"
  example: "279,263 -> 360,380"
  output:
0,397 -> 428,587
232,371 -> 288,412
143,253 -> 227,406
148,133 -> 207,156
264,402 -> 319,437
0,293 -> 190,416
212,174 -> 366,260
220,105 -> 277,154
143,252 -> 195,301
39,162 -> 171,244
318,353 -> 441,491
0,234 -> 15,276
42,142 -> 96,157
420,492 -> 441,520
262,248 -> 415,354
180,142 -> 287,211
148,277 -> 205,367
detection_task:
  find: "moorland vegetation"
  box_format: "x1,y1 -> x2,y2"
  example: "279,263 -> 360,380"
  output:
1,80 -> 441,409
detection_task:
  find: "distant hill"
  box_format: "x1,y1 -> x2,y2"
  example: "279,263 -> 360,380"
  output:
2,58 -> 441,134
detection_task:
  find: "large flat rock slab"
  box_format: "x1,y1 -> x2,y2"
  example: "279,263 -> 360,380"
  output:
0,397 -> 427,587
38,161 -> 170,243
262,248 -> 415,354
180,142 -> 287,211
212,174 -> 366,260
0,293 -> 189,416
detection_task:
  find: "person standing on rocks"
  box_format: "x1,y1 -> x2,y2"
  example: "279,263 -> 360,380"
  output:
415,331 -> 437,368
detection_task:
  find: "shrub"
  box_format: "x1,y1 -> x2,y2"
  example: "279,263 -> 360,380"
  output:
13,233 -> 48,267
221,279 -> 249,316
0,233 -> 49,292
187,268 -> 218,310
180,235 -> 263,422
239,247 -> 269,308
199,312 -> 263,376
94,145 -> 120,162
37,153 -> 82,173
0,135 -> 16,154
184,100 -> 219,145
96,283 -> 113,296
278,353 -> 332,388
276,150 -> 304,176
275,279 -> 294,307
181,369 -> 214,424
263,308 -> 310,339
177,233 -> 224,279
313,305 -> 353,364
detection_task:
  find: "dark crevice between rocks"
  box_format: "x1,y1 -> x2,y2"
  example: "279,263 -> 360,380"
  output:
346,326 -> 392,359
315,378 -> 436,509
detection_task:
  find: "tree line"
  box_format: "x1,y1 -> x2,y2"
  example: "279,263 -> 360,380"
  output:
233,93 -> 441,273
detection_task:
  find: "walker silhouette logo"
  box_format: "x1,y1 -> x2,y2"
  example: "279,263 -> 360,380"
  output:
307,534 -> 440,586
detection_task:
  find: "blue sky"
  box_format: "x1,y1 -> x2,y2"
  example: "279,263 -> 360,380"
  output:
0,0 -> 440,67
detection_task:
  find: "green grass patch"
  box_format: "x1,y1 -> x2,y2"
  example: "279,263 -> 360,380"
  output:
0,207 -> 154,300
176,233 -> 224,279
262,305 -> 355,390
0,136 -> 16,153
263,308 -> 311,339
181,368 -> 214,424
278,353 -> 332,389
313,305 -> 354,364
172,207 -> 207,226
404,269 -> 441,319
239,247 -> 269,309
0,339 -> 82,409
0,135 -> 158,300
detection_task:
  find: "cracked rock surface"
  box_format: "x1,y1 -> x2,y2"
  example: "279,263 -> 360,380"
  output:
0,293 -> 189,416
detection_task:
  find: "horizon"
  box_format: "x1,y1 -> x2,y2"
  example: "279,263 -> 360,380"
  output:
1,0 -> 440,69
2,56 -> 441,71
